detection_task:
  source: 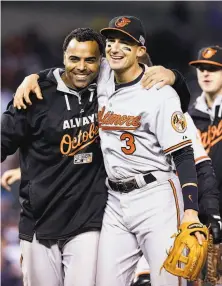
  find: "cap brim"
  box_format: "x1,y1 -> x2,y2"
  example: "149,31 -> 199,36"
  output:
189,60 -> 222,67
100,27 -> 141,44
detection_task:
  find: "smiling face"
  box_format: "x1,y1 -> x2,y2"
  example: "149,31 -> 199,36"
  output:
63,38 -> 101,89
197,64 -> 222,96
105,31 -> 146,72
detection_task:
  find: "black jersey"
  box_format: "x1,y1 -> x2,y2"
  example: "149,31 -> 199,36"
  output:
189,94 -> 222,215
1,68 -> 107,241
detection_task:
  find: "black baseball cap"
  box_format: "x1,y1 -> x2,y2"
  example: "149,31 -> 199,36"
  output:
189,45 -> 222,68
100,16 -> 146,46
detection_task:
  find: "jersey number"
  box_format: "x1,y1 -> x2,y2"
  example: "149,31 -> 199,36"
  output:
120,133 -> 136,155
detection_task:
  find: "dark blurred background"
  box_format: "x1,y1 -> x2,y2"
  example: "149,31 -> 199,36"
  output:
1,1 -> 222,285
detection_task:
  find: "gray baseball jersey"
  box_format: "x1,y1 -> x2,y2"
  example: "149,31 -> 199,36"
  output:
96,61 -> 189,286
97,60 -> 192,180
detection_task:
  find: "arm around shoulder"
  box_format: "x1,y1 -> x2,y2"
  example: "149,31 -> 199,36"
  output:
171,69 -> 190,113
13,67 -> 57,109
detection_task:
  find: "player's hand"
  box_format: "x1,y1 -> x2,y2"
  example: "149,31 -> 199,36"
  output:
13,74 -> 42,109
1,168 -> 21,191
181,209 -> 206,245
141,66 -> 176,90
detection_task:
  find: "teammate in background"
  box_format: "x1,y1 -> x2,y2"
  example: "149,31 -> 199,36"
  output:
95,16 -> 205,286
2,25 -> 193,286
1,168 -> 21,191
189,45 -> 222,286
189,45 -> 222,218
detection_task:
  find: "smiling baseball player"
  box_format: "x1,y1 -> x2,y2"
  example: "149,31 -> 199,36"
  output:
95,16 -> 207,286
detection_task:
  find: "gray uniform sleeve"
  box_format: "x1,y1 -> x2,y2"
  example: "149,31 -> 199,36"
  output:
150,86 -> 192,154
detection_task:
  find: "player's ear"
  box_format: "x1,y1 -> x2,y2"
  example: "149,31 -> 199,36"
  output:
137,46 -> 146,58
63,52 -> 66,66
99,55 -> 103,63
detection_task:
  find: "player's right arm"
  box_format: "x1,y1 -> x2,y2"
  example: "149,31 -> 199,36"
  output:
1,100 -> 29,162
13,68 -> 55,109
140,65 -> 191,113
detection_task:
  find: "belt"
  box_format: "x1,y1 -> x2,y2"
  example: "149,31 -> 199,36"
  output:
108,173 -> 156,193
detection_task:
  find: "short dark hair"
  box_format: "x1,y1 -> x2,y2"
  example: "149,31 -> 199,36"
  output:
63,28 -> 105,56
138,53 -> 153,67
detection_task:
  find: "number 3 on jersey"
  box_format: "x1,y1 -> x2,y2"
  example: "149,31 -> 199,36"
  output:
120,133 -> 136,155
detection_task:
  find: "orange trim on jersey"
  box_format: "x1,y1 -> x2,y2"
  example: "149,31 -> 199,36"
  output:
136,271 -> 150,277
169,179 -> 181,228
164,140 -> 192,154
195,155 -> 210,164
20,255 -> 23,267
169,179 -> 182,286
100,126 -> 137,131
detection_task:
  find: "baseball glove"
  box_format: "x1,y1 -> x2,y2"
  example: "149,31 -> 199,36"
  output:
204,234 -> 220,285
197,213 -> 222,285
162,222 -> 209,281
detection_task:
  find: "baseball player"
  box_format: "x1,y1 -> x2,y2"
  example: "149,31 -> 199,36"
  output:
188,45 -> 222,286
189,45 -> 222,218
1,28 -> 108,286
95,16 -> 206,286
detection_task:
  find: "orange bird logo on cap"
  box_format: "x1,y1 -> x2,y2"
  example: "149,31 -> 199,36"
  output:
115,17 -> 131,28
202,48 -> 217,59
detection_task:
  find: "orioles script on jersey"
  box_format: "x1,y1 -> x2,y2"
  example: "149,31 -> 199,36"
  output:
198,120 -> 222,153
60,111 -> 99,157
98,106 -> 141,130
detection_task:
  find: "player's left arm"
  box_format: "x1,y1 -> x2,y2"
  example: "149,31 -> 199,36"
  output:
150,87 -> 204,244
141,66 -> 190,113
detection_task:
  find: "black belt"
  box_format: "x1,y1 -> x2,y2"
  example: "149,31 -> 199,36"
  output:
108,173 -> 156,193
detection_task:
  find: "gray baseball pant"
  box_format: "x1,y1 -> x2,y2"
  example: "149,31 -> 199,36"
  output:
96,171 -> 187,286
20,230 -> 100,286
